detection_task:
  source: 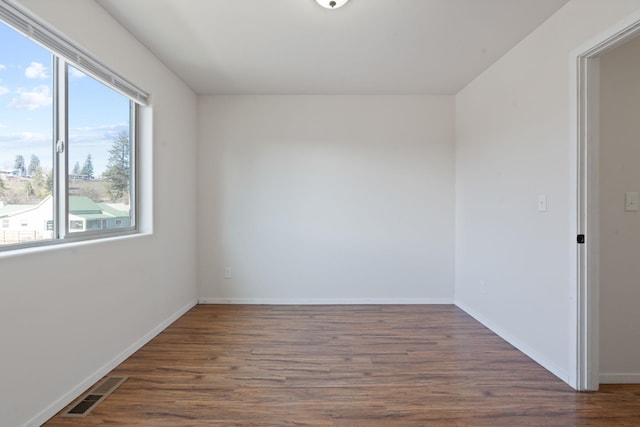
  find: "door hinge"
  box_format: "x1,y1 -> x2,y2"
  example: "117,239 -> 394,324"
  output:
577,234 -> 585,244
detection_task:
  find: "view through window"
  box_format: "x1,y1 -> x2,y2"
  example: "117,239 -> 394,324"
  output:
0,22 -> 53,245
67,65 -> 133,234
0,18 -> 137,248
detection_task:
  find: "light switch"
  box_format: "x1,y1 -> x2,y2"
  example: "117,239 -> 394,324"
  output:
625,192 -> 638,211
537,194 -> 547,212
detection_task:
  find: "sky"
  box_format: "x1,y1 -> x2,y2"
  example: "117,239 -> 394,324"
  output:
0,21 -> 130,176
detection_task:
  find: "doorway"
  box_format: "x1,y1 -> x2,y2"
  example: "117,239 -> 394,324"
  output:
574,17 -> 640,391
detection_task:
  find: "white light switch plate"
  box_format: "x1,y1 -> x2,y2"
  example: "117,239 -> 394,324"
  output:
625,192 -> 638,211
537,194 -> 547,212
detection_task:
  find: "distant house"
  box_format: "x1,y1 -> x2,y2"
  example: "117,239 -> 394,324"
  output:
0,169 -> 22,177
68,174 -> 91,181
68,196 -> 131,231
0,196 -> 53,244
0,195 -> 130,244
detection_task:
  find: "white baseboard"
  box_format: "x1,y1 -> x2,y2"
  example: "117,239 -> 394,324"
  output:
25,299 -> 197,427
455,300 -> 569,385
600,373 -> 640,384
198,297 -> 454,305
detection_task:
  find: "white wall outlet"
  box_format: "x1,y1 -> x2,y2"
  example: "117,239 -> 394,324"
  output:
625,191 -> 638,211
480,280 -> 487,294
537,194 -> 547,212
224,266 -> 232,279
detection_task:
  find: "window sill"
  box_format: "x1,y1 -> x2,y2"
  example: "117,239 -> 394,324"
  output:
0,231 -> 153,260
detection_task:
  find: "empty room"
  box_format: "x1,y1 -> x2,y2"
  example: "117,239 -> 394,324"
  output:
1,0 -> 640,425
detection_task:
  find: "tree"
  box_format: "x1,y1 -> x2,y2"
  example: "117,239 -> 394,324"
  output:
103,131 -> 130,202
45,170 -> 53,195
23,181 -> 34,198
81,154 -> 94,180
28,154 -> 40,176
31,166 -> 46,197
14,154 -> 25,176
72,161 -> 81,175
0,175 -> 6,196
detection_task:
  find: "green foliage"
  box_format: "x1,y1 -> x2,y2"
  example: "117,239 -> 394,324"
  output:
81,154 -> 94,180
14,154 -> 25,176
30,166 -> 45,194
0,166 -> 53,203
45,170 -> 53,196
23,182 -> 35,198
72,161 -> 81,175
28,154 -> 40,176
103,131 -> 130,202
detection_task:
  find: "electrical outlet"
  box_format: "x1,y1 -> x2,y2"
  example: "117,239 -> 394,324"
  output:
224,266 -> 232,279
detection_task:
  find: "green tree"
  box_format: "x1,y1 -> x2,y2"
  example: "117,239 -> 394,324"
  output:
31,166 -> 46,197
103,131 -> 130,202
45,170 -> 53,195
14,154 -> 25,176
28,154 -> 40,176
81,154 -> 94,180
23,181 -> 35,198
72,161 -> 81,175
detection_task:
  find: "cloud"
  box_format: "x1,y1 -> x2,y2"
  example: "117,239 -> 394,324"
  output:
69,67 -> 86,79
0,86 -> 8,96
0,131 -> 46,141
25,62 -> 48,79
0,64 -> 6,71
0,123 -> 6,129
0,132 -> 49,150
8,85 -> 52,110
70,123 -> 128,133
67,123 -> 128,147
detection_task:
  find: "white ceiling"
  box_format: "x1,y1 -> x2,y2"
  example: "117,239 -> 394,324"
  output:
97,0 -> 569,95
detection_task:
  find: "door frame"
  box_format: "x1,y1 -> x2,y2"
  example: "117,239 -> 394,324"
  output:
571,12 -> 640,391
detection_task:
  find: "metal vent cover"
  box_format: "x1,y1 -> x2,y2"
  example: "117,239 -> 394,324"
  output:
61,376 -> 127,417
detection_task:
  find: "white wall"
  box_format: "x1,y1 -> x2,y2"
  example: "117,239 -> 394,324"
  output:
455,0 -> 640,384
599,35 -> 640,383
198,95 -> 454,303
0,1 -> 198,426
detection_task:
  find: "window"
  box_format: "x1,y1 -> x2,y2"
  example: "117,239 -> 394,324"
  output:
0,2 -> 148,250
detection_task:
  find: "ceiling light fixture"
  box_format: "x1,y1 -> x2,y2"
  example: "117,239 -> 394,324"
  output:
315,0 -> 350,9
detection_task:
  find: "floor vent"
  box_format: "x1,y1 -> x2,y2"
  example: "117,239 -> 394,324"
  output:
61,376 -> 127,417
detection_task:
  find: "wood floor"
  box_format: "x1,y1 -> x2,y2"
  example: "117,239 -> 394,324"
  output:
44,305 -> 640,426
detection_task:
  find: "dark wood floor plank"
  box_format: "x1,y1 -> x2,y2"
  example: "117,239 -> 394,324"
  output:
43,305 -> 640,426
